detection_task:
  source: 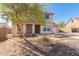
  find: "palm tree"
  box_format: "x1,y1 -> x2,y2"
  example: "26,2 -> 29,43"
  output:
0,3 -> 45,40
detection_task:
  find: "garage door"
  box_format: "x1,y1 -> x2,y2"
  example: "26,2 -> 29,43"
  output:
53,28 -> 58,33
72,28 -> 79,32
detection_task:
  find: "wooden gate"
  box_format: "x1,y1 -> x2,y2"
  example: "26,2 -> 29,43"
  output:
0,28 -> 7,41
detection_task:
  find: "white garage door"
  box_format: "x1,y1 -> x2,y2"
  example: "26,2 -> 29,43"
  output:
53,28 -> 58,33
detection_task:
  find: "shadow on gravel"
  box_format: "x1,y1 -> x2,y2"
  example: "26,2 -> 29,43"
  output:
46,43 -> 79,56
22,40 -> 79,56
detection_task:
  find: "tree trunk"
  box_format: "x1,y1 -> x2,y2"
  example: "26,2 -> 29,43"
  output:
18,24 -> 34,45
18,24 -> 26,40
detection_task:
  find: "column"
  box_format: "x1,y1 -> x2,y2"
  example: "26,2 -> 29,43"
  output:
12,25 -> 17,36
32,24 -> 35,34
40,26 -> 42,34
23,24 -> 26,34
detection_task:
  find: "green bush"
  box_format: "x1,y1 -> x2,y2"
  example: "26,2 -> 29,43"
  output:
42,37 -> 49,42
25,33 -> 37,37
32,34 -> 37,37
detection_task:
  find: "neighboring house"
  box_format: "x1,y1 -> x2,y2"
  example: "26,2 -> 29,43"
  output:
0,23 -> 11,34
64,18 -> 79,33
13,12 -> 58,35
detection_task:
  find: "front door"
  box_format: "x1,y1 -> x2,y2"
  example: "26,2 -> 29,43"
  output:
26,24 -> 32,34
35,25 -> 40,34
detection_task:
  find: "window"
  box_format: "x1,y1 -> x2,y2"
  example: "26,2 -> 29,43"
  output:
43,25 -> 50,31
45,15 -> 49,19
43,27 -> 46,31
47,25 -> 50,31
47,28 -> 50,31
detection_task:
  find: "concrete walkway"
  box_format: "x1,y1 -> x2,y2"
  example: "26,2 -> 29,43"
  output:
58,33 -> 79,39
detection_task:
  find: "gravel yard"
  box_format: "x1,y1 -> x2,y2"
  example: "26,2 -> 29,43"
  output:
0,38 -> 38,56
26,37 -> 79,56
0,36 -> 79,56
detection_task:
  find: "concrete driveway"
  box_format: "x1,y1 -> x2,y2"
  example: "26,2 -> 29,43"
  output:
58,33 -> 79,39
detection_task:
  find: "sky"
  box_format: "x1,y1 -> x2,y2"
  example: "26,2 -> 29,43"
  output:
1,3 -> 79,26
0,18 -> 12,27
45,3 -> 79,24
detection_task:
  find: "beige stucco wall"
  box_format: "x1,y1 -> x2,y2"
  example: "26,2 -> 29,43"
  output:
12,13 -> 59,34
40,14 -> 54,34
64,18 -> 79,32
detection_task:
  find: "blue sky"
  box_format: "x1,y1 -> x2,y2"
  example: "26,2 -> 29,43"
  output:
45,3 -> 79,24
1,3 -> 79,26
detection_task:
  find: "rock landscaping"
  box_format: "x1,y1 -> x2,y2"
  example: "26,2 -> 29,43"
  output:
0,36 -> 79,56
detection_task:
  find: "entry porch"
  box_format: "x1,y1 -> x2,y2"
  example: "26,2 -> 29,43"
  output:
16,24 -> 41,35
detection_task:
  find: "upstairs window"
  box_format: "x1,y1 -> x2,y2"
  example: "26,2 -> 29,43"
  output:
45,15 -> 49,19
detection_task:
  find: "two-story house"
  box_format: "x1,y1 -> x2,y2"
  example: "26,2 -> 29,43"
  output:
64,18 -> 79,32
12,12 -> 58,35
0,23 -> 11,34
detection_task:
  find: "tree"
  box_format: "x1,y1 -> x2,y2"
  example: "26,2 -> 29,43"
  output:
58,21 -> 65,28
0,3 -> 45,40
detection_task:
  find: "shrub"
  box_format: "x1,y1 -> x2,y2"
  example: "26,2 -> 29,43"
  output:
42,37 -> 49,42
25,33 -> 37,37
32,34 -> 37,37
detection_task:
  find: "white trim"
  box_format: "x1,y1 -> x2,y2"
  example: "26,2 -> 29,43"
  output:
32,24 -> 35,34
23,24 -> 26,34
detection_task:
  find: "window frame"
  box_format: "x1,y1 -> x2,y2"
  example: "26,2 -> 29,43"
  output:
43,25 -> 50,32
45,15 -> 49,19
